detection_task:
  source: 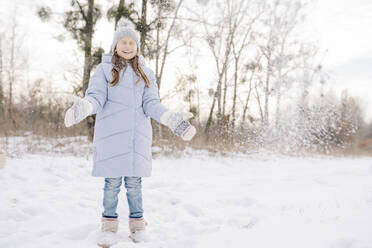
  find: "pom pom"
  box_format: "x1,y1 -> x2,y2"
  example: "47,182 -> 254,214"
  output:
117,18 -> 135,29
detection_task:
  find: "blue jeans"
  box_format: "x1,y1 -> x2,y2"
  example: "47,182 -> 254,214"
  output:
102,176 -> 143,219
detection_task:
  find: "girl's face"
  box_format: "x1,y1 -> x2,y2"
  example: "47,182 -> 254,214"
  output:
115,36 -> 138,60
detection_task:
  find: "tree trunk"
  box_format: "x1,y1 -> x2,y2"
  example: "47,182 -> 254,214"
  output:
8,15 -> 17,128
275,85 -> 281,127
222,70 -> 227,118
205,59 -> 230,135
241,68 -> 255,126
82,0 -> 94,94
204,87 -> 217,135
255,81 -> 264,123
231,58 -> 238,129
140,0 -> 147,53
115,0 -> 125,30
263,59 -> 271,126
82,0 -> 95,141
216,72 -> 222,125
155,5 -> 161,87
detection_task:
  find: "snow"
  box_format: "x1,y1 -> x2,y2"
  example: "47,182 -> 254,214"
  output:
0,150 -> 371,248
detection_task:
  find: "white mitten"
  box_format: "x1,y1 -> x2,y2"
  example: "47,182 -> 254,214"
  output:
64,98 -> 93,127
160,111 -> 196,141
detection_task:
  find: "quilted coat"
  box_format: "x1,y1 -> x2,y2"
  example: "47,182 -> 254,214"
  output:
83,54 -> 168,177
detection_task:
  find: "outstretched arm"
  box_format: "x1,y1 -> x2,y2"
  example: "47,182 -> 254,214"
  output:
64,64 -> 108,127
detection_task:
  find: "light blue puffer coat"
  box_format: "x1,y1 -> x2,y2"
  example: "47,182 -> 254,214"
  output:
83,54 -> 168,177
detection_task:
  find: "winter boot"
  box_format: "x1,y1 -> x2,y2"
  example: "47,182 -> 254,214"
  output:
128,217 -> 148,243
97,217 -> 119,248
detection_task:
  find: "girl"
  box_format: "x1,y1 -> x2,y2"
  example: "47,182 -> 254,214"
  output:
64,19 -> 196,246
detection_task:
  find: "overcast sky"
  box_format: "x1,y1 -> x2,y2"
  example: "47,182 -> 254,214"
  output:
0,0 -> 371,121
306,0 -> 372,121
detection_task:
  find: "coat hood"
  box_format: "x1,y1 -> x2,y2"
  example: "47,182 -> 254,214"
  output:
101,53 -> 146,67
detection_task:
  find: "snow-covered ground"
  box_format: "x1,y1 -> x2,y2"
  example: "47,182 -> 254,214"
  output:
0,150 -> 371,248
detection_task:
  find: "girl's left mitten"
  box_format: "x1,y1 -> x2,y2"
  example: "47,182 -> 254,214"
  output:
64,98 -> 93,127
160,111 -> 196,141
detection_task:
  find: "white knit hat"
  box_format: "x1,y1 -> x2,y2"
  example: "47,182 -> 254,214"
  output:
110,18 -> 140,54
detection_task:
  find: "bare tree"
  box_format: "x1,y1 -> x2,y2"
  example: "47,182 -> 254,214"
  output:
153,0 -> 190,138
230,0 -> 264,130
151,0 -> 185,90
140,0 -> 148,52
195,0 -> 236,134
252,0 -> 305,126
7,11 -> 16,126
3,6 -> 28,129
271,1 -> 304,127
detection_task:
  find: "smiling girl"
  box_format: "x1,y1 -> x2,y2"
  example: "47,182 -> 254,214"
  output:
64,19 -> 196,246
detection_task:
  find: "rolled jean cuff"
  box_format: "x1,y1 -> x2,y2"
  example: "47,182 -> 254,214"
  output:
129,216 -> 144,220
102,214 -> 118,219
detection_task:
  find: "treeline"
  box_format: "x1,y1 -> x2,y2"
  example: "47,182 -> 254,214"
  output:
0,84 -> 371,156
